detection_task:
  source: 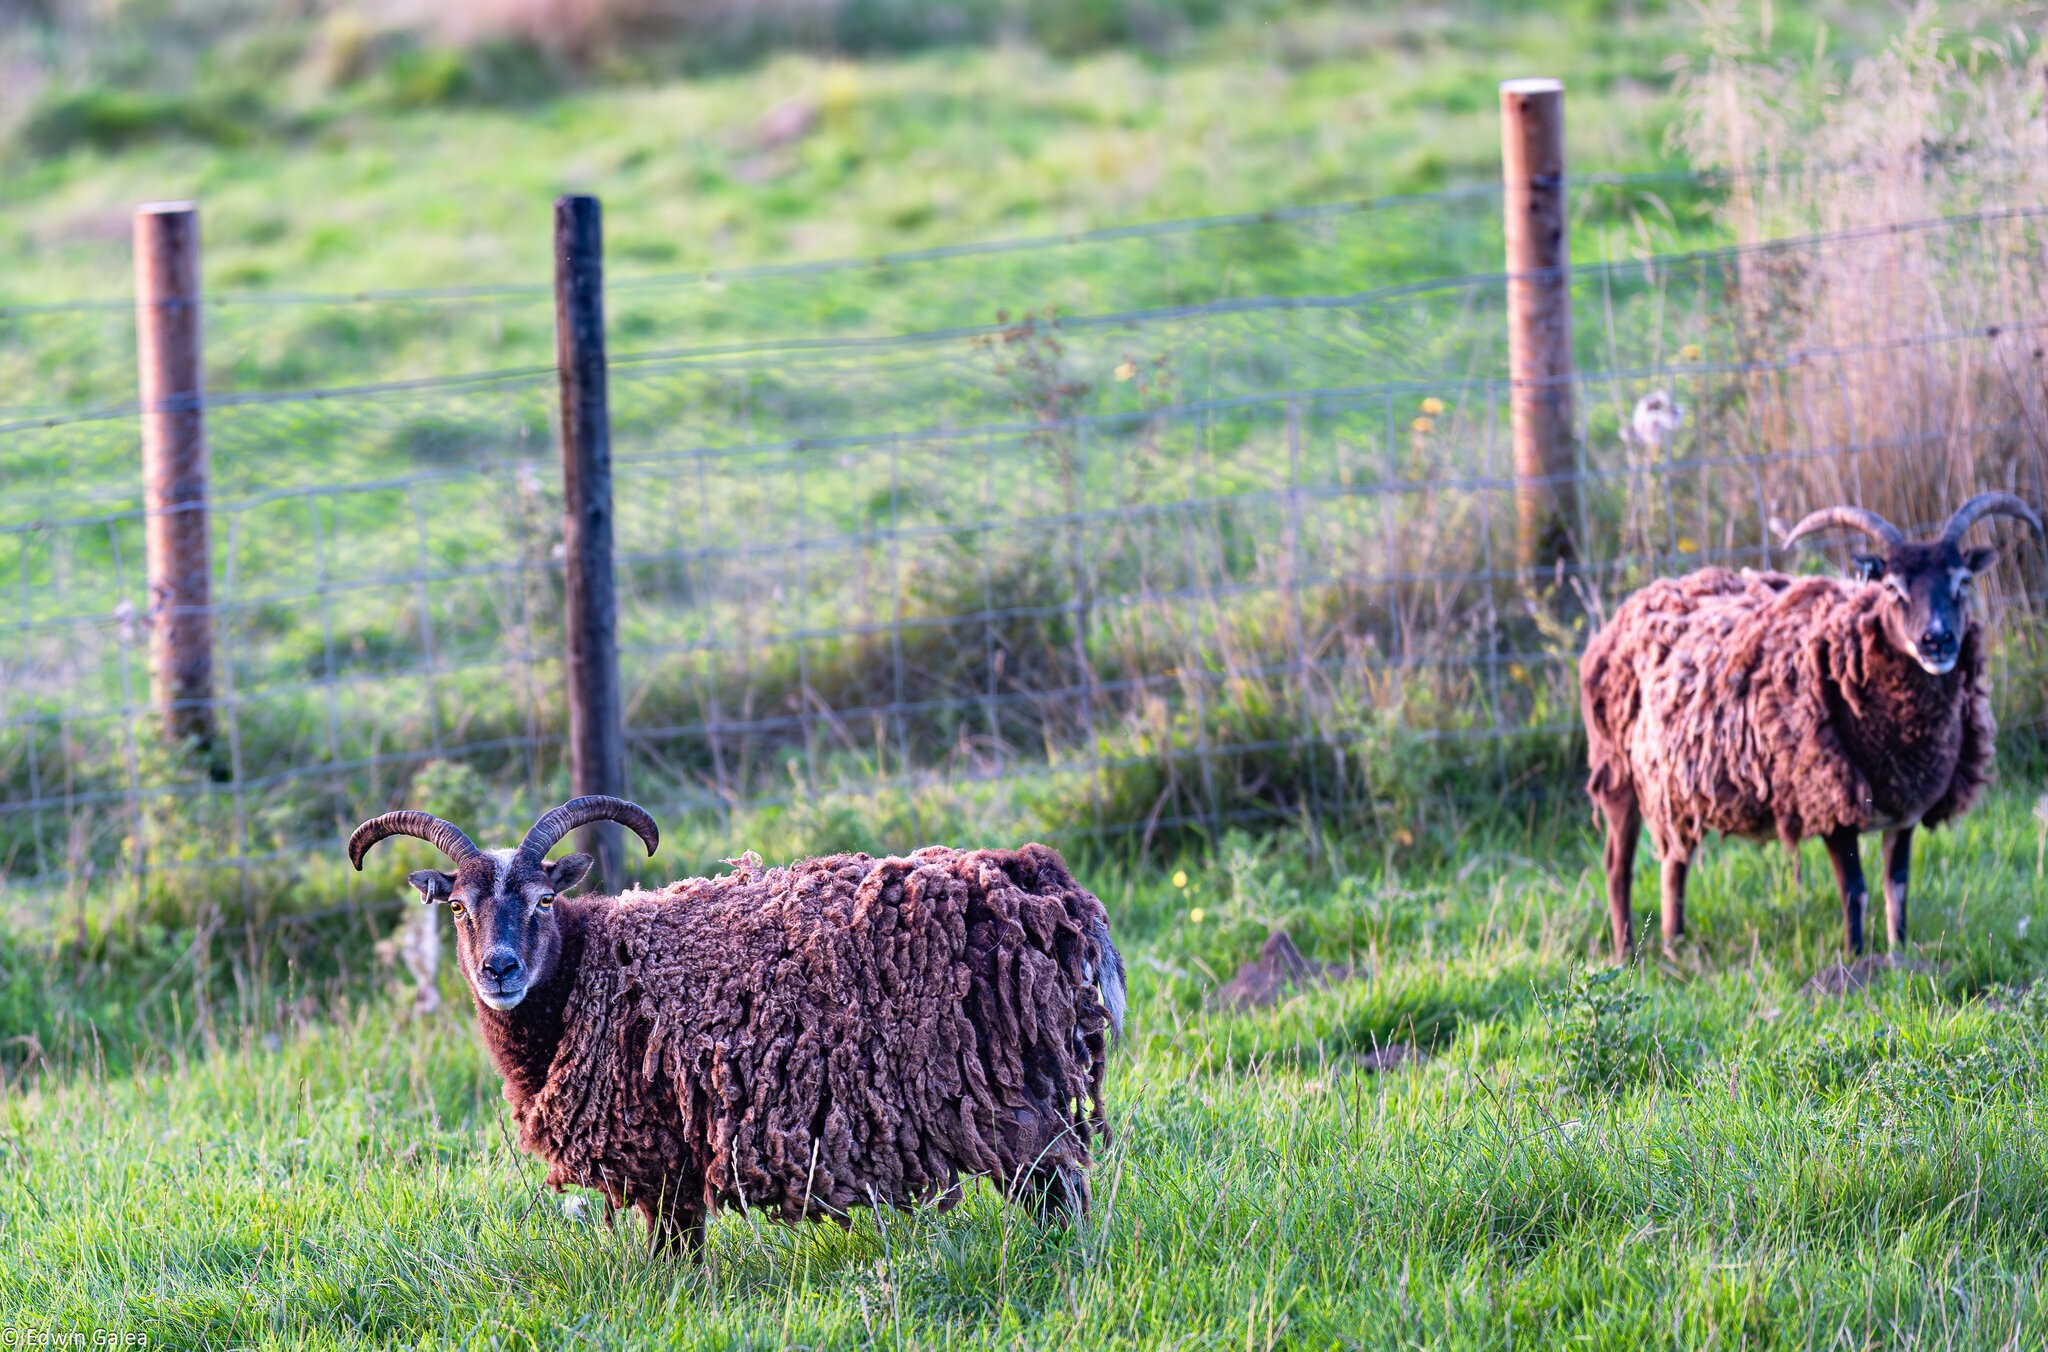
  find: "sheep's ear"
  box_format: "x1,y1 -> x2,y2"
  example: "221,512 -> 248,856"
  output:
1852,555 -> 1886,582
545,853 -> 595,894
408,869 -> 456,904
1964,546 -> 1999,575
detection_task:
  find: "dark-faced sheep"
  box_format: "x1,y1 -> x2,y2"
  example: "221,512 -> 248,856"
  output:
348,796 -> 1125,1256
1581,492 -> 2042,961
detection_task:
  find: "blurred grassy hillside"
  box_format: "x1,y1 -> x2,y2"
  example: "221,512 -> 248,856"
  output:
0,0 -> 1897,318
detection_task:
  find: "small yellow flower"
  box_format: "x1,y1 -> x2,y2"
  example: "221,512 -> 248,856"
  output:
1677,535 -> 1700,554
821,65 -> 860,115
1189,907 -> 1206,925
1509,662 -> 1528,682
1394,828 -> 1415,848
1172,869 -> 1188,889
1420,397 -> 1445,416
1114,361 -> 1137,381
1681,343 -> 1701,361
1411,416 -> 1434,434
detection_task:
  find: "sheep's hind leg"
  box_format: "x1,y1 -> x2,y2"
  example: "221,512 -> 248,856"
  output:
1660,854 -> 1689,953
1823,827 -> 1869,957
1881,826 -> 1913,950
1598,794 -> 1641,963
638,1198 -> 707,1261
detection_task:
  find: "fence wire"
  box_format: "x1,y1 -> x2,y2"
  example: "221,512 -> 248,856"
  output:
1,198 -> 2046,923
0,163 -> 1962,421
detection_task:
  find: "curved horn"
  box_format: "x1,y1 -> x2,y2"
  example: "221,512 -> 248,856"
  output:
1781,505 -> 1905,550
1942,491 -> 2045,544
348,810 -> 483,870
518,795 -> 660,861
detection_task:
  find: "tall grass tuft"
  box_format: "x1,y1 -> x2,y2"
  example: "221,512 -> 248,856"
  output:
1667,2 -> 2048,560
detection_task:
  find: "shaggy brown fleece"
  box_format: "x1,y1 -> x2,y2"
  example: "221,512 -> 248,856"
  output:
473,843 -> 1117,1241
1582,567 -> 1993,861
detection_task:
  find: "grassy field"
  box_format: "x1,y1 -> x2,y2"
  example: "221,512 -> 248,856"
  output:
6,786 -> 2048,1346
1,0 -> 1892,414
6,5 -> 2048,1343
0,2 -> 1759,303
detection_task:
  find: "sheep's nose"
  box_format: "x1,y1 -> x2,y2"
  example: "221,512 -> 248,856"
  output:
1920,628 -> 1956,658
480,949 -> 523,983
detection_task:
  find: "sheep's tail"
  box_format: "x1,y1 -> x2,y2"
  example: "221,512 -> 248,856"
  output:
1087,913 -> 1127,1042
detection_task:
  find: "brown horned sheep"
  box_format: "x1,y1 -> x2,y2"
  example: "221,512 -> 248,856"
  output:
1581,492 -> 2042,961
348,796 -> 1125,1256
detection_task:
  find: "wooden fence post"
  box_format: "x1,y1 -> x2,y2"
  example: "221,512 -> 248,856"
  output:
1500,78 -> 1579,578
554,194 -> 628,888
134,202 -> 214,748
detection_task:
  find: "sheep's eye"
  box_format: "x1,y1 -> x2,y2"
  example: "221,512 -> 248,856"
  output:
537,893 -> 556,911
448,900 -> 466,917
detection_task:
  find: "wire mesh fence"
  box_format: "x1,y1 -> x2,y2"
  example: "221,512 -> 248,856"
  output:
1,178 -> 1527,421
0,165 -> 1928,419
2,190 -> 2046,929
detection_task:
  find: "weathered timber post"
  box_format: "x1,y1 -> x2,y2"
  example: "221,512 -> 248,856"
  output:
1500,78 -> 1579,578
554,194 -> 629,888
134,202 -> 214,748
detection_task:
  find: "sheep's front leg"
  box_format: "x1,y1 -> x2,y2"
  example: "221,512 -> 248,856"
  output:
1823,827 -> 1868,957
1881,826 -> 1912,950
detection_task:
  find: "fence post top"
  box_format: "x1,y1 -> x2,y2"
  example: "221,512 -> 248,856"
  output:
1500,78 -> 1564,97
135,201 -> 198,218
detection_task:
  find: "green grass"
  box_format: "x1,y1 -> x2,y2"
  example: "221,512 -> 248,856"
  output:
6,788 -> 2048,1346
2,0 -> 1885,414
6,11 -> 2048,1337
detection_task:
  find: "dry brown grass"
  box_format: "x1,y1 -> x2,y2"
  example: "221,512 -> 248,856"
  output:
1667,1 -> 2048,550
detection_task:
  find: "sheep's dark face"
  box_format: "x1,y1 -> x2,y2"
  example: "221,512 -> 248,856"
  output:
1856,540 -> 1999,676
409,849 -> 594,1011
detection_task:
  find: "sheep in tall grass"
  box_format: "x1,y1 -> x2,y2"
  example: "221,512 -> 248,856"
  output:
348,796 -> 1124,1256
1581,492 -> 2042,960
1621,389 -> 1685,450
